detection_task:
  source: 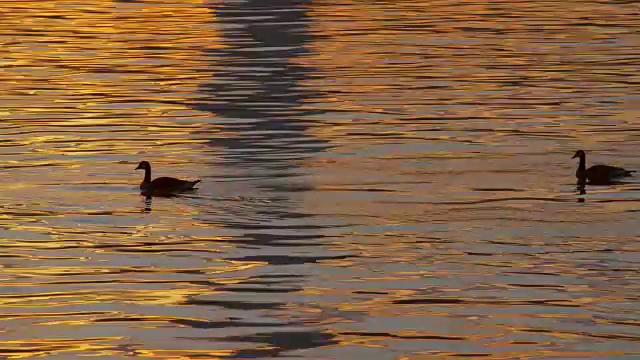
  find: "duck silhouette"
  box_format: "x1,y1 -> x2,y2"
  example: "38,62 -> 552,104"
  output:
572,150 -> 634,184
135,161 -> 201,195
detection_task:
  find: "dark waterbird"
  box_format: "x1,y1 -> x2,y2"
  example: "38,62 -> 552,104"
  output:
135,161 -> 201,195
572,150 -> 635,184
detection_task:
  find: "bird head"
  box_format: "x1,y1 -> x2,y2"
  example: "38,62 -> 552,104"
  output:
135,161 -> 150,170
572,150 -> 585,159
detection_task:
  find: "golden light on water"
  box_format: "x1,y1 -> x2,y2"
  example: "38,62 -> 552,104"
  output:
0,0 -> 638,358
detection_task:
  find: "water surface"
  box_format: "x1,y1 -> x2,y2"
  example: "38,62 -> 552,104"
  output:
0,0 -> 639,358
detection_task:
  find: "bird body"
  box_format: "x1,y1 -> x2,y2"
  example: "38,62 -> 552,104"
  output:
135,161 -> 200,195
572,150 -> 634,184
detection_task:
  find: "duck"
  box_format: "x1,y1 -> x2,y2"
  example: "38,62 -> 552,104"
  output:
135,161 -> 201,195
572,150 -> 635,184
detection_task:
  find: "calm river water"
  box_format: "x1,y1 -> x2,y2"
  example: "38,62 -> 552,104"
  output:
0,1 -> 639,359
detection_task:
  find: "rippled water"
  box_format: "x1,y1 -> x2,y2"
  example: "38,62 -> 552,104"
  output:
0,0 -> 639,358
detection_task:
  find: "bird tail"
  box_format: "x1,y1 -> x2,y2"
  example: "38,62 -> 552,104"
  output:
626,170 -> 636,176
189,180 -> 202,188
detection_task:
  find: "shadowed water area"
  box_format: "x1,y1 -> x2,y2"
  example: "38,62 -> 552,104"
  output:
0,0 -> 639,358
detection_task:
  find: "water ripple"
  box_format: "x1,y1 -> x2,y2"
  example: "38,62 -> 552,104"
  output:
0,0 -> 639,359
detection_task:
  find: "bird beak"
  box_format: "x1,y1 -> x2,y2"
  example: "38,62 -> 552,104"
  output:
135,164 -> 142,170
571,154 -> 577,159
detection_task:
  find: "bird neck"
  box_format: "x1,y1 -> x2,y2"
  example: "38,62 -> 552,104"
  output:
143,167 -> 152,183
578,155 -> 586,171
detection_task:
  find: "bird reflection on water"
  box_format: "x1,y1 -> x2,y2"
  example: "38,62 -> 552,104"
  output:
143,195 -> 153,213
576,179 -> 586,203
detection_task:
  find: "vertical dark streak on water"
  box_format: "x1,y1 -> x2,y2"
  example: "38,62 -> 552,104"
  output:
195,1 -> 329,168
187,1 -> 340,355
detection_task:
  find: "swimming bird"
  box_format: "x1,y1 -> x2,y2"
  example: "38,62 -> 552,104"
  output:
135,161 -> 200,195
572,150 -> 635,184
